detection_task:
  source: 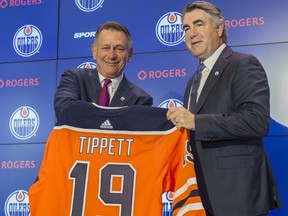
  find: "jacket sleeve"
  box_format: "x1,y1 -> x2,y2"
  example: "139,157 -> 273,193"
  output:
54,69 -> 80,119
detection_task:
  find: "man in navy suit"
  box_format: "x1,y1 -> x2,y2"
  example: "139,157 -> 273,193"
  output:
54,21 -> 152,119
167,1 -> 282,215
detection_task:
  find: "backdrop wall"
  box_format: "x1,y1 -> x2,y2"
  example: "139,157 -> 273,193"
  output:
0,0 -> 287,215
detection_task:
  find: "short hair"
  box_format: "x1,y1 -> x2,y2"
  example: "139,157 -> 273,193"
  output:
182,1 -> 227,43
94,21 -> 132,48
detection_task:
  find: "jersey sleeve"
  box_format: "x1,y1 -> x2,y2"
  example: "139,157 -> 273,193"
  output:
170,129 -> 206,216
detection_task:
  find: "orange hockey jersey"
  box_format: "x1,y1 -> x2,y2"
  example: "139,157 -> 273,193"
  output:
28,101 -> 205,216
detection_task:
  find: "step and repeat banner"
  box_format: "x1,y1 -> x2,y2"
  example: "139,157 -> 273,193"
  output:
0,0 -> 287,215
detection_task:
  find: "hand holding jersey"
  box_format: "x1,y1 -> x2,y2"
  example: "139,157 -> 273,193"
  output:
28,102 -> 205,216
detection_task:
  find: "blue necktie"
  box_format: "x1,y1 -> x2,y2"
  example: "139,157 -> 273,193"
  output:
98,79 -> 111,106
189,63 -> 205,113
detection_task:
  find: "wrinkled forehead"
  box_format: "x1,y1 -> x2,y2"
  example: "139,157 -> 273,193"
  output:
182,9 -> 211,26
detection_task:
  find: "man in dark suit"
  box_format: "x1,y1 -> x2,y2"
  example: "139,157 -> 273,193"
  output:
54,21 -> 152,119
167,1 -> 282,216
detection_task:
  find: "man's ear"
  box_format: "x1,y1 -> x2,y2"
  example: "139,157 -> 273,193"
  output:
127,48 -> 133,62
91,44 -> 97,60
217,23 -> 224,38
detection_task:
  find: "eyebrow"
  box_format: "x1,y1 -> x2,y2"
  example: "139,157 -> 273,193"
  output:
101,44 -> 128,50
193,19 -> 204,25
183,19 -> 204,28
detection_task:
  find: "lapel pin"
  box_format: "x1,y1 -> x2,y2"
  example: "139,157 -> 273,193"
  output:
215,71 -> 219,76
120,97 -> 125,101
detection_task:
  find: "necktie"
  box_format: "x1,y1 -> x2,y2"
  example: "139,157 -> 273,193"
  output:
188,63 -> 213,213
98,78 -> 111,106
189,63 -> 205,113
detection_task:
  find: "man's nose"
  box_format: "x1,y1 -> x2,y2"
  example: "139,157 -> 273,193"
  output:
108,48 -> 117,58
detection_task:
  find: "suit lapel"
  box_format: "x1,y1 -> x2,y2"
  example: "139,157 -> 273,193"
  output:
110,75 -> 133,106
195,47 -> 233,113
87,69 -> 101,102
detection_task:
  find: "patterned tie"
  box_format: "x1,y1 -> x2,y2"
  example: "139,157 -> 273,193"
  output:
98,79 -> 111,106
189,63 -> 205,113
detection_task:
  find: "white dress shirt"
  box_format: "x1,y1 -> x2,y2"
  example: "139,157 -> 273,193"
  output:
98,73 -> 123,103
197,43 -> 226,101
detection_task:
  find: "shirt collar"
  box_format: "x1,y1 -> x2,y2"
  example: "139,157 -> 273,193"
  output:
99,73 -> 123,89
203,43 -> 226,71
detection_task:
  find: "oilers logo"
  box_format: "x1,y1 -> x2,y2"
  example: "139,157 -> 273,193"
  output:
4,190 -> 30,216
75,0 -> 104,12
156,12 -> 184,46
9,106 -> 40,140
158,99 -> 183,108
13,24 -> 42,57
77,62 -> 97,69
162,191 -> 174,216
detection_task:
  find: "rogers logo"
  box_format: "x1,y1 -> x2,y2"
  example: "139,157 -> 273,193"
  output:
225,16 -> 265,28
0,0 -> 42,9
1,160 -> 36,169
138,68 -> 187,81
0,78 -> 39,89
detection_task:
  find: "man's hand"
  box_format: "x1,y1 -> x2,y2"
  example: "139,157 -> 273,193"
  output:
166,107 -> 195,131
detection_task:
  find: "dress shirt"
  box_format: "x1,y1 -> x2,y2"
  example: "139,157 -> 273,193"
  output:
197,44 -> 226,101
98,73 -> 123,103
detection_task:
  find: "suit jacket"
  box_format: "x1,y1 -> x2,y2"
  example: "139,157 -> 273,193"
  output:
184,46 -> 282,216
54,68 -> 153,119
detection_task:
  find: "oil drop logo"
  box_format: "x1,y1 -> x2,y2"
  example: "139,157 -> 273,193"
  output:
156,12 -> 184,46
4,190 -> 30,216
9,106 -> 40,140
13,24 -> 43,57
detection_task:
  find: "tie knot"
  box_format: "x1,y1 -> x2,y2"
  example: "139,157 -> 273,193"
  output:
197,63 -> 205,73
103,78 -> 111,87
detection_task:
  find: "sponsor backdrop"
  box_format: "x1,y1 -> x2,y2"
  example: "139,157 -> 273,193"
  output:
0,0 -> 287,215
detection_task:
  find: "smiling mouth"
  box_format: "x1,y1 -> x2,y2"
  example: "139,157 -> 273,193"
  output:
106,62 -> 118,66
191,40 -> 201,45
